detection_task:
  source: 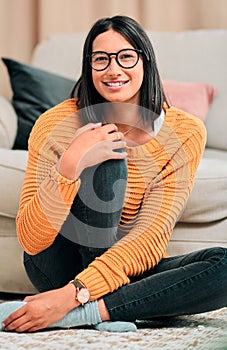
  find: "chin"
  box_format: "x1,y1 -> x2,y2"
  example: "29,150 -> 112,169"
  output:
104,95 -> 130,103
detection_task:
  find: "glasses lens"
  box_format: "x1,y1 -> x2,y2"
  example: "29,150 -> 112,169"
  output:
90,52 -> 109,70
117,49 -> 139,68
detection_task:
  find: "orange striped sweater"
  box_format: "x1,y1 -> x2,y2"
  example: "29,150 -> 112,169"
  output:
16,99 -> 206,300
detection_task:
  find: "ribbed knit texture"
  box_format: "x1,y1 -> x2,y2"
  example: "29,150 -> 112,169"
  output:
17,99 -> 206,300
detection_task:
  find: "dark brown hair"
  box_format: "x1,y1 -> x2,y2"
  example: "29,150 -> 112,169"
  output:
71,15 -> 167,124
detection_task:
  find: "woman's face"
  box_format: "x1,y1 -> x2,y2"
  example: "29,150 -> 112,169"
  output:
91,29 -> 144,105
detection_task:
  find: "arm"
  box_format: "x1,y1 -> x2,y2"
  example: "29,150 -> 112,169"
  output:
16,146 -> 81,254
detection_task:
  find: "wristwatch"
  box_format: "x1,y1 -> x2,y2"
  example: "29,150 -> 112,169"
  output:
70,279 -> 90,305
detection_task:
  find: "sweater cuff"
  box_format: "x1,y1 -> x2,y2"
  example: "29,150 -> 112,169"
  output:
49,165 -> 80,186
75,266 -> 111,301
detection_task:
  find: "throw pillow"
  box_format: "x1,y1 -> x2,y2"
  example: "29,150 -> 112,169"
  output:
2,58 -> 75,150
163,80 -> 218,122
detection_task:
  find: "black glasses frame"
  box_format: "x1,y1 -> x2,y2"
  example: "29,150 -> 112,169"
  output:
87,48 -> 143,71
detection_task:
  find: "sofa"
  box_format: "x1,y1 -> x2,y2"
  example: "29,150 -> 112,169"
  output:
0,30 -> 227,294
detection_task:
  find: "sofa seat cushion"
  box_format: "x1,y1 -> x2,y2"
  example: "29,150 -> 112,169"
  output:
0,96 -> 18,149
0,149 -> 28,218
169,219 -> 227,256
180,154 -> 227,223
0,235 -> 36,293
204,147 -> 227,160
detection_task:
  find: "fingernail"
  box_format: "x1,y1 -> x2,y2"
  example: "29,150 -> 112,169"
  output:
91,123 -> 102,130
2,322 -> 5,327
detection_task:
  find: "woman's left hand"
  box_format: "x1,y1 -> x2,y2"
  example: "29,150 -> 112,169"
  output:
3,283 -> 79,332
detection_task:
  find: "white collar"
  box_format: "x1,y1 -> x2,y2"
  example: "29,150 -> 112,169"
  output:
154,109 -> 165,136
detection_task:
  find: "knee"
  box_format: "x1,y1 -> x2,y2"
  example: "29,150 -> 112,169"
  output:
99,157 -> 128,180
204,246 -> 227,264
93,158 -> 128,202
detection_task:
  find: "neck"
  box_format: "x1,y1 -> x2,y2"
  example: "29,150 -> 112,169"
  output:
103,102 -> 141,129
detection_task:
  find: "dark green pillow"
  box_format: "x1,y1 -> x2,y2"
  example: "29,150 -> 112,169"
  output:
2,58 -> 75,150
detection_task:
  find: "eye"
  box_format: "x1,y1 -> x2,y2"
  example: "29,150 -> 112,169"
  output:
119,51 -> 136,61
96,56 -> 108,62
92,53 -> 108,63
121,54 -> 132,60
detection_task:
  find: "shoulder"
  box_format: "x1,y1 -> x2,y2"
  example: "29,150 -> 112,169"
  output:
28,98 -> 79,150
164,105 -> 207,147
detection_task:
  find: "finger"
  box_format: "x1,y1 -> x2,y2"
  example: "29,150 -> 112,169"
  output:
111,150 -> 128,159
101,123 -> 118,134
24,295 -> 34,302
102,139 -> 126,152
3,304 -> 27,328
86,122 -> 102,130
16,320 -> 39,333
4,313 -> 29,332
108,131 -> 125,141
111,140 -> 127,150
72,123 -> 102,141
27,325 -> 43,333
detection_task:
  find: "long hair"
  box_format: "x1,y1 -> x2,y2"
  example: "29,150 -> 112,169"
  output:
71,15 -> 168,125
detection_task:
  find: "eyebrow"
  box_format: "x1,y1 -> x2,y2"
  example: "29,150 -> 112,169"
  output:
91,47 -> 135,53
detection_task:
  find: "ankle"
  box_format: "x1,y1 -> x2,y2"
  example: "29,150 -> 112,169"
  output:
98,299 -> 110,321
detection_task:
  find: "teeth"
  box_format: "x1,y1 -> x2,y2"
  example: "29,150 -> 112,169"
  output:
106,82 -> 125,87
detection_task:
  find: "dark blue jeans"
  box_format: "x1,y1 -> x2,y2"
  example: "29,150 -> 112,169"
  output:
24,158 -> 227,321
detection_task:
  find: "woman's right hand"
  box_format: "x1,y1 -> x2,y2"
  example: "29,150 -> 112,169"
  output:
56,123 -> 127,180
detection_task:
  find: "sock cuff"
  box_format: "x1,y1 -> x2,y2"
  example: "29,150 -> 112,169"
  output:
85,300 -> 102,325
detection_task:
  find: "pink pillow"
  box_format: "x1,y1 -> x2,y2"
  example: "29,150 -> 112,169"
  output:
162,80 -> 218,122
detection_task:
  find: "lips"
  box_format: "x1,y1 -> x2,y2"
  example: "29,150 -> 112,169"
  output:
103,81 -> 129,88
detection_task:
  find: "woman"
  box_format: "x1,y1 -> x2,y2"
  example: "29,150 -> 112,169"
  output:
1,15 -> 227,333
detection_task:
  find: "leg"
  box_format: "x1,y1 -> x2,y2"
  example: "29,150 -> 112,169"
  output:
24,157 -> 127,292
24,234 -> 83,292
63,156 -> 128,267
103,247 -> 227,321
5,248 -> 225,332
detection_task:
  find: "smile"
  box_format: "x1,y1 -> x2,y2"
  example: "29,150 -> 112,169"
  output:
104,81 -> 128,88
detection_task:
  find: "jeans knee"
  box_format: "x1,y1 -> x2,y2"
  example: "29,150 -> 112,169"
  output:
97,157 -> 127,180
93,158 -> 127,202
204,246 -> 227,264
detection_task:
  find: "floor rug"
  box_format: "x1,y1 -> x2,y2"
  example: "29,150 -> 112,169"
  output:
0,295 -> 226,350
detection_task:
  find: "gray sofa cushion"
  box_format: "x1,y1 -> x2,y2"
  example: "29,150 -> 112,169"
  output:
0,149 -> 27,218
180,154 -> 227,223
0,97 -> 17,149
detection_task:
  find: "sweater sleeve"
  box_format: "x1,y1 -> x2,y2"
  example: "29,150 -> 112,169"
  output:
16,147 -> 81,254
76,118 -> 207,300
16,99 -> 81,255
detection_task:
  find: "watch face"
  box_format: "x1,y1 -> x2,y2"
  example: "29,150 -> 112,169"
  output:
77,288 -> 90,304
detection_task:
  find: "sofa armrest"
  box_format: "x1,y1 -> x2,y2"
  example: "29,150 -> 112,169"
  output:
0,96 -> 17,149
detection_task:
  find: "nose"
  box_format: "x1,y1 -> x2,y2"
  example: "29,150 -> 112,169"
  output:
106,56 -> 121,75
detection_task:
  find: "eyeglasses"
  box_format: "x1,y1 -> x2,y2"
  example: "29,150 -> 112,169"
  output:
88,48 -> 143,71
